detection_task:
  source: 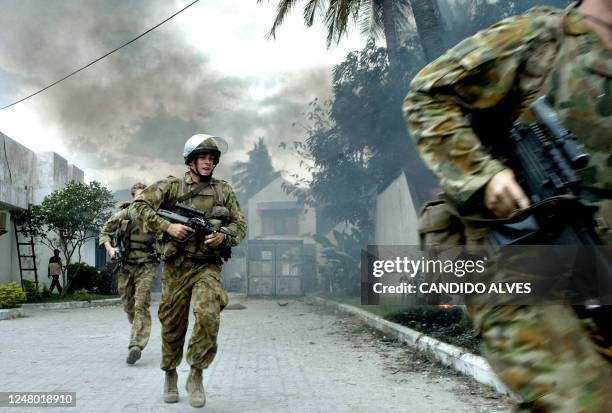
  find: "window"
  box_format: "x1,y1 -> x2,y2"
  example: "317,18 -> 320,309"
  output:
261,209 -> 299,235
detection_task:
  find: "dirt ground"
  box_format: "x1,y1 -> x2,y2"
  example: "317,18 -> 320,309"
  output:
312,304 -> 514,413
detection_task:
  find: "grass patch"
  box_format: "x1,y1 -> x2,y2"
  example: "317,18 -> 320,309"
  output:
320,294 -> 481,355
25,294 -> 118,304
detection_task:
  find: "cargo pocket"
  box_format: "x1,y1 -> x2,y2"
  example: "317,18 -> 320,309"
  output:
418,200 -> 464,249
463,224 -> 491,246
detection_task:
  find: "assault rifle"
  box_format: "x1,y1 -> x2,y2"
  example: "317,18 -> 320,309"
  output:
109,238 -> 126,277
157,203 -> 233,243
491,96 -> 612,305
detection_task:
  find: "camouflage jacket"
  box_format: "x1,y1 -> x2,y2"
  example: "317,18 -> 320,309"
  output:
99,202 -> 157,264
404,2 -> 611,215
129,172 -> 246,261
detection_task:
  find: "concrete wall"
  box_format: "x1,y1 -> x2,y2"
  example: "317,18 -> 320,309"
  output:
375,171 -> 419,245
247,177 -> 316,245
0,215 -> 20,285
0,132 -> 37,210
0,131 -> 91,287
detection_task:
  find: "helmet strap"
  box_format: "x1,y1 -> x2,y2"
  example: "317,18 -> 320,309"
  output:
188,164 -> 213,182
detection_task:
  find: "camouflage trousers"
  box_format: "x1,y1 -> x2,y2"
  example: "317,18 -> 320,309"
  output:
468,304 -> 612,412
159,258 -> 229,371
118,262 -> 157,350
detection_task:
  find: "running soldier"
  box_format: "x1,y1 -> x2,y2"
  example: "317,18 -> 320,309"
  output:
99,182 -> 158,365
129,134 -> 246,408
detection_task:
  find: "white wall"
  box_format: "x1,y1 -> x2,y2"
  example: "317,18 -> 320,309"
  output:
0,132 -> 92,286
375,171 -> 419,245
0,132 -> 36,210
247,177 -> 316,244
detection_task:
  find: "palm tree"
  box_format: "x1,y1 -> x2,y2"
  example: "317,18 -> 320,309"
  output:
231,137 -> 281,206
409,0 -> 445,62
258,0 -> 445,68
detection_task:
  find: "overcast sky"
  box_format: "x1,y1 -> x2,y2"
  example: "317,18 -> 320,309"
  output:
0,0 -> 366,190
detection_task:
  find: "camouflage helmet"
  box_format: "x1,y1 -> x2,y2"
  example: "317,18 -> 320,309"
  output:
183,134 -> 228,164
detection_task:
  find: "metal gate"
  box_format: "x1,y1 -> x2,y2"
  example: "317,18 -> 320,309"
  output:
247,240 -> 303,296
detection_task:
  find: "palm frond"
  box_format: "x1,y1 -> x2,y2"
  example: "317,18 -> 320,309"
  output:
324,0 -> 357,46
266,0 -> 302,39
303,0 -> 324,26
357,0 -> 384,39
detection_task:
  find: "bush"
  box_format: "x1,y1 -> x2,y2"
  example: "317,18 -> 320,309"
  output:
98,263 -> 117,295
66,263 -> 99,293
40,284 -> 52,299
0,283 -> 27,309
72,288 -> 91,302
22,279 -> 41,301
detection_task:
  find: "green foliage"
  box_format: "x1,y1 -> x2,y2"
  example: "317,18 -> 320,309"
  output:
97,264 -> 115,295
0,283 -> 27,309
26,181 -> 114,294
40,284 -> 52,299
30,181 -> 114,244
72,288 -> 92,302
66,263 -> 100,294
312,227 -> 365,296
22,279 -> 41,301
284,39 -> 435,234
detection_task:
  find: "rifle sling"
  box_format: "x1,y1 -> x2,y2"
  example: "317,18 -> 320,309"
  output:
445,195 -> 584,226
173,181 -> 211,206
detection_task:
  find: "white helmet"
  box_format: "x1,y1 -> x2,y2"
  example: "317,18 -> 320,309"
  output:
183,134 -> 228,164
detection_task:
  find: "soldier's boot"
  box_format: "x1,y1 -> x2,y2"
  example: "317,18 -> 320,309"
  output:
163,369 -> 179,403
185,367 -> 205,408
126,346 -> 141,365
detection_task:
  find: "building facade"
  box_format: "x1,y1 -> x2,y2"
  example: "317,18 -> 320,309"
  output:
0,131 -> 94,287
244,177 -> 317,296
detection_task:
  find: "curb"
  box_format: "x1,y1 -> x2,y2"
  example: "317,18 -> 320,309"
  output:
21,298 -> 121,311
0,308 -> 25,320
307,296 -> 510,395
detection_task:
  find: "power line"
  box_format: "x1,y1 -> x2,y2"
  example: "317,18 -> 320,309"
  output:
0,0 -> 201,111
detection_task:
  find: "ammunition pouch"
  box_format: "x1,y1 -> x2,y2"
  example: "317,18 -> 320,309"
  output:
156,232 -> 180,261
155,231 -> 232,263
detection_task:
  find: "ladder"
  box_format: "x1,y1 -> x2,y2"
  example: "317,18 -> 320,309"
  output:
12,213 -> 39,289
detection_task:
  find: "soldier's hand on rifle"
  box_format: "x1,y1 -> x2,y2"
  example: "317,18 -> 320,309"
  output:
104,242 -> 117,259
166,223 -> 195,239
204,232 -> 225,247
485,169 -> 530,218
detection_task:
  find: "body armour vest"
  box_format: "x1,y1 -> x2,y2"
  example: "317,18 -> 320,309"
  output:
157,176 -> 228,261
116,203 -> 157,264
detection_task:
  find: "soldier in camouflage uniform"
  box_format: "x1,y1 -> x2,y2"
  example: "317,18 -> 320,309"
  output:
99,182 -> 158,365
404,0 -> 612,411
129,134 -> 246,408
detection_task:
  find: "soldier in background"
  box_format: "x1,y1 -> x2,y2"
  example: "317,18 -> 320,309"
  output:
129,134 -> 246,408
99,182 -> 158,365
404,0 -> 611,411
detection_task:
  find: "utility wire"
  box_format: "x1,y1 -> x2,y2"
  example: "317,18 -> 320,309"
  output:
0,0 -> 201,111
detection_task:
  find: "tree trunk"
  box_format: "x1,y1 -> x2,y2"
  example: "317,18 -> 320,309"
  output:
381,0 -> 401,71
410,0 -> 446,62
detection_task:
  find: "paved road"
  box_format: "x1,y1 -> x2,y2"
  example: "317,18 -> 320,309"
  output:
0,297 -> 510,412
